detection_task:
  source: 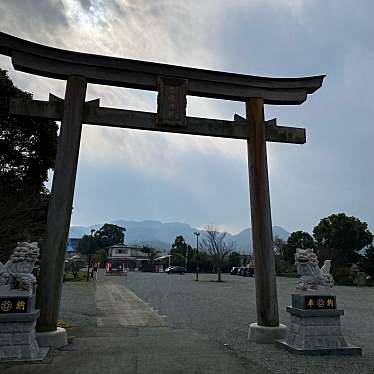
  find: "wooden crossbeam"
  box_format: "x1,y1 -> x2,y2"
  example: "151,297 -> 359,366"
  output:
9,97 -> 306,143
0,32 -> 324,105
234,114 -> 306,144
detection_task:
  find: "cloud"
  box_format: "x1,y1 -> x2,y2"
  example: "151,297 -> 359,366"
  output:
1,0 -> 373,234
0,0 -> 68,38
72,144 -> 250,231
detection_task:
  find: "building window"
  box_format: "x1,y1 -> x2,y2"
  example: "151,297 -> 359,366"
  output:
116,249 -> 128,255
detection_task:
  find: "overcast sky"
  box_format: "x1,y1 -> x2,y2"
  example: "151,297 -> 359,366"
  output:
1,0 -> 373,235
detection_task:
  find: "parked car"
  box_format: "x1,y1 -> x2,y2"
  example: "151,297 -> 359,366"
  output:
238,267 -> 246,276
230,267 -> 240,275
238,267 -> 254,277
165,266 -> 186,274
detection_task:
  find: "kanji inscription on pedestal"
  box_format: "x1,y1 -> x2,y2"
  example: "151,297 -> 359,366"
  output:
0,297 -> 29,314
304,295 -> 336,309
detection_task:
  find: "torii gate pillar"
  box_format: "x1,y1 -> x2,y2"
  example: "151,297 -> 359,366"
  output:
246,98 -> 287,343
36,76 -> 87,345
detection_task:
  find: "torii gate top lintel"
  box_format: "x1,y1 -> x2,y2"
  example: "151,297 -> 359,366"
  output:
0,31 -> 324,105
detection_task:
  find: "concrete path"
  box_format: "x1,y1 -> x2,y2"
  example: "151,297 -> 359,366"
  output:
96,283 -> 167,328
1,280 -> 265,374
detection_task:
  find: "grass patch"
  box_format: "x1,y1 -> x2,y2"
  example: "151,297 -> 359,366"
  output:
57,319 -> 77,342
63,271 -> 90,282
57,319 -> 75,329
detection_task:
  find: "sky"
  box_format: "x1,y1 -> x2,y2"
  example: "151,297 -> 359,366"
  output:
0,0 -> 373,235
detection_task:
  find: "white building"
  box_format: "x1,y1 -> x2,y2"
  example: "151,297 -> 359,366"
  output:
107,244 -> 149,271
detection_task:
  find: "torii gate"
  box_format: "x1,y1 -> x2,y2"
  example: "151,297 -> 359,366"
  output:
0,32 -> 324,344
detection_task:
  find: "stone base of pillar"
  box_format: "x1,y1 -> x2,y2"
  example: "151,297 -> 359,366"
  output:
36,327 -> 67,348
0,309 -> 49,363
248,323 -> 287,344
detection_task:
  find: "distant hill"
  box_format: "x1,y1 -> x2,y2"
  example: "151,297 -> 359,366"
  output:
69,220 -> 290,253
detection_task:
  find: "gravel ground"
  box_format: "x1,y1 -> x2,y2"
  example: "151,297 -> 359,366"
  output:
113,271 -> 374,374
59,280 -> 97,328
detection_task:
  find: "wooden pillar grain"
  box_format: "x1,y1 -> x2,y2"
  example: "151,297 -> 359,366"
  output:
246,98 -> 279,327
37,76 -> 87,332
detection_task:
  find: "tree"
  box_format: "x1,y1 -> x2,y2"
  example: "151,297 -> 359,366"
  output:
95,249 -> 107,267
313,213 -> 373,267
171,235 -> 188,256
200,226 -> 235,282
0,69 -> 57,263
273,236 -> 286,255
76,235 -> 99,257
273,237 -> 290,274
188,248 -> 199,273
281,231 -> 314,265
170,235 -> 192,270
76,234 -> 99,281
361,245 -> 374,277
194,251 -> 212,273
141,245 -> 161,272
228,251 -> 241,268
0,69 -> 57,194
64,256 -> 84,281
94,223 -> 126,252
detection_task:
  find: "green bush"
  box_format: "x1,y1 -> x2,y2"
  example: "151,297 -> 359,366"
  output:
333,266 -> 353,285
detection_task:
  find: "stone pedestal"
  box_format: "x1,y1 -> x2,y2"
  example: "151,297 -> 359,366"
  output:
37,327 -> 67,348
277,293 -> 361,355
0,293 -> 48,362
248,323 -> 287,344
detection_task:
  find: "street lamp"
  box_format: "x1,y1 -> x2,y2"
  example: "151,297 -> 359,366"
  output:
194,231 -> 200,281
86,229 -> 96,281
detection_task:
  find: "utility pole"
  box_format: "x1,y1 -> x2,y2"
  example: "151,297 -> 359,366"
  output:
194,232 -> 200,281
185,245 -> 189,271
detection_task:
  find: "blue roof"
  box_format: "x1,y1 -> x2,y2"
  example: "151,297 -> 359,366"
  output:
66,238 -> 74,252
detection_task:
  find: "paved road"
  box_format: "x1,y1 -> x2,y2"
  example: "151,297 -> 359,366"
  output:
1,275 -> 263,374
2,271 -> 373,373
119,271 -> 374,374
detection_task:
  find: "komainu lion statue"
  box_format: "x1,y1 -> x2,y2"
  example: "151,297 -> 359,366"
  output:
294,248 -> 334,291
0,242 -> 40,293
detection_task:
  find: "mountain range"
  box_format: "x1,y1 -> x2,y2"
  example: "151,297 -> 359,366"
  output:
69,220 -> 289,253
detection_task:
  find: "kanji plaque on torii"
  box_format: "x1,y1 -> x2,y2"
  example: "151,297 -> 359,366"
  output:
157,76 -> 187,127
0,31 -> 324,346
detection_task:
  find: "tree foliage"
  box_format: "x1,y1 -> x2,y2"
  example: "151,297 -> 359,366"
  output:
76,235 -> 99,257
313,213 -> 373,266
195,251 -> 213,273
141,245 -> 161,272
281,231 -> 315,265
0,69 -> 57,194
171,235 -> 189,257
95,249 -> 107,267
0,69 -> 57,263
170,235 -> 192,268
361,245 -> 374,277
64,256 -> 84,281
228,251 -> 241,268
273,237 -> 290,274
94,223 -> 126,251
141,245 -> 161,259
273,236 -> 286,255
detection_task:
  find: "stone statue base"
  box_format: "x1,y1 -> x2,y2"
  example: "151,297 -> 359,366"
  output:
276,293 -> 361,355
0,292 -> 49,362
